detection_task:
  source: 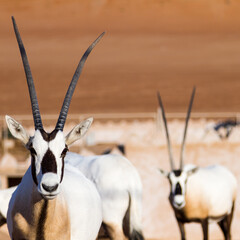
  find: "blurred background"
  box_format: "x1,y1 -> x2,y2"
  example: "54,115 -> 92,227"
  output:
1,0 -> 240,239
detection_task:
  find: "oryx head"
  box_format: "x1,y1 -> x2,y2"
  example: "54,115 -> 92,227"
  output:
6,17 -> 104,200
157,88 -> 198,209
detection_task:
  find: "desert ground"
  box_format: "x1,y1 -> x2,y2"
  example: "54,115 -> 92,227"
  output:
1,0 -> 240,239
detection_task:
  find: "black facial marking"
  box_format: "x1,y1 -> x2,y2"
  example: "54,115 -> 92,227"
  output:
41,149 -> 57,174
40,129 -> 58,142
61,146 -> 68,159
30,147 -> 37,156
60,145 -> 68,182
175,182 -> 182,195
31,156 -> 38,185
30,129 -> 63,182
28,142 -> 38,185
60,157 -> 64,183
173,170 -> 182,177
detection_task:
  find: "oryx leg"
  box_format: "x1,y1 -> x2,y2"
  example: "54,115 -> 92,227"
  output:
100,190 -> 129,240
0,212 -> 6,227
201,218 -> 208,240
217,203 -> 235,240
177,220 -> 186,240
98,223 -> 109,239
103,222 -> 127,240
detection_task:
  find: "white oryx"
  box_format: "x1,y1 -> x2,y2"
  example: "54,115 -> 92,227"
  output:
157,88 -> 237,240
0,186 -> 16,227
65,152 -> 144,240
6,17 -> 104,240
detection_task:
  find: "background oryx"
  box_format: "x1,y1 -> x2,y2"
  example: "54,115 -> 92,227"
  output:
6,17 -> 104,240
65,152 -> 144,240
157,88 -> 237,240
0,187 -> 16,227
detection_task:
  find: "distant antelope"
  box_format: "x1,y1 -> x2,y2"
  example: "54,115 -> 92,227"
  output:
157,88 -> 237,240
6,17 -> 104,240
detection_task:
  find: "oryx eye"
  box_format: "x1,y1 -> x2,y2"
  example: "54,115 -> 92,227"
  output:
61,147 -> 68,158
29,147 -> 37,156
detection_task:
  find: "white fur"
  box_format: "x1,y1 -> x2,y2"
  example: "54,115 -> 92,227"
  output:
184,164 -> 237,219
7,164 -> 102,240
65,152 -> 144,239
0,186 -> 17,219
163,164 -> 237,218
160,163 -> 237,239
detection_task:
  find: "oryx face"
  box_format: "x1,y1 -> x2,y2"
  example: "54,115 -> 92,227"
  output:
6,115 -> 93,200
168,170 -> 188,209
157,89 -> 196,209
159,167 -> 198,210
29,130 -> 67,199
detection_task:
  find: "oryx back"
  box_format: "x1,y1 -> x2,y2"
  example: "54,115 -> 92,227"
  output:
184,164 -> 237,221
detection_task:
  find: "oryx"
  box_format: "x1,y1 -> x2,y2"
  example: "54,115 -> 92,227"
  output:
65,152 -> 144,240
157,88 -> 237,240
6,16 -> 104,240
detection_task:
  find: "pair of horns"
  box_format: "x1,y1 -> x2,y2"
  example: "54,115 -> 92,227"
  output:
12,16 -> 104,131
157,87 -> 196,170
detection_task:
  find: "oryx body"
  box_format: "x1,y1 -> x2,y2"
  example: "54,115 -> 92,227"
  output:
7,163 -> 102,240
0,186 -> 16,227
65,152 -> 144,240
157,88 -> 237,240
6,17 -> 104,240
170,164 -> 237,223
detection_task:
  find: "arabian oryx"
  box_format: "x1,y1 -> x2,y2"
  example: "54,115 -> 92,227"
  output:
0,186 -> 16,227
64,152 -> 144,240
6,17 -> 104,240
157,88 -> 237,240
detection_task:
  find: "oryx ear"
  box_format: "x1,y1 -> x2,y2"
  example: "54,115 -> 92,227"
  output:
186,167 -> 198,176
5,115 -> 30,144
65,117 -> 93,146
158,168 -> 169,178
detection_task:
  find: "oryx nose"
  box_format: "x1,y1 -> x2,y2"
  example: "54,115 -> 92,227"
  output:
42,183 -> 58,193
176,202 -> 182,207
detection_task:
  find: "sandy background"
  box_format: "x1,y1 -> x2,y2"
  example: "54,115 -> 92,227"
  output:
1,0 -> 240,239
1,0 -> 240,116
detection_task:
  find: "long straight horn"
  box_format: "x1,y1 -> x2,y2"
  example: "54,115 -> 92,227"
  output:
12,16 -> 43,130
55,32 -> 105,131
157,92 -> 175,170
179,87 -> 196,169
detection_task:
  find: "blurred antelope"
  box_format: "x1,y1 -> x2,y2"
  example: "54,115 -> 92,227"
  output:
157,88 -> 237,240
65,152 -> 144,240
6,17 -> 104,240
